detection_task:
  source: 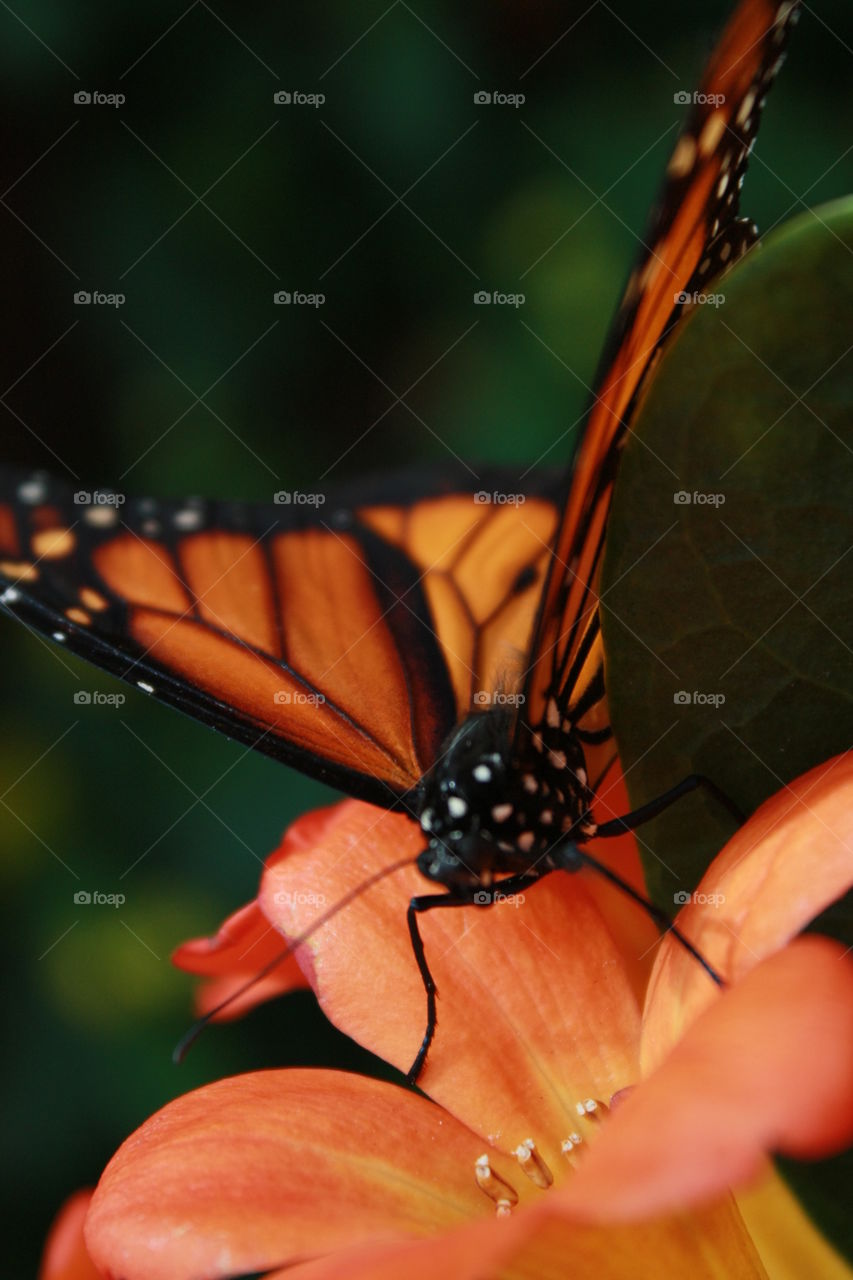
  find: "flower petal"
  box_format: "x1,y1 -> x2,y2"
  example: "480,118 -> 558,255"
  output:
736,1169 -> 853,1280
171,808 -> 341,1020
642,754 -> 853,1069
263,1195 -> 766,1280
582,761 -> 662,1002
85,1069 -> 523,1280
259,799 -> 642,1161
173,899 -> 307,1020
557,937 -> 853,1221
39,1190 -> 102,1280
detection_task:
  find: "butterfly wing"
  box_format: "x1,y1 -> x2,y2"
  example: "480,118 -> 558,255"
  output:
0,468 -> 559,806
518,0 -> 800,787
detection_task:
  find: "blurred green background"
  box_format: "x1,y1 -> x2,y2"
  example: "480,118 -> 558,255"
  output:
1,2 -> 851,1274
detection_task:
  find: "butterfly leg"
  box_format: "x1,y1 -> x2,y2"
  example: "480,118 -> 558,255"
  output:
405,872 -> 543,1085
554,842 -> 723,987
593,772 -> 743,837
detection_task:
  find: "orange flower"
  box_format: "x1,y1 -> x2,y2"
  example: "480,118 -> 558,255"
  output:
39,1190 -> 100,1280
77,756 -> 853,1279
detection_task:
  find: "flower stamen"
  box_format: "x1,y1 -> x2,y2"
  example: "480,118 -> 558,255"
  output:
513,1137 -> 554,1188
475,1154 -> 518,1217
575,1097 -> 607,1121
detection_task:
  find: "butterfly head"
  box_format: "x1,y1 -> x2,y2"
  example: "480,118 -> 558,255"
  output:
415,709 -> 519,888
416,702 -> 599,891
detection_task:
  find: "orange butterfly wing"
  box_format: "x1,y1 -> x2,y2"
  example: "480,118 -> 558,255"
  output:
519,0 -> 800,788
0,471 -> 558,804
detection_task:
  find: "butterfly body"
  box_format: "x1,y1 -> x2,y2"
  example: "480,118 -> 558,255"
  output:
415,706 -> 596,892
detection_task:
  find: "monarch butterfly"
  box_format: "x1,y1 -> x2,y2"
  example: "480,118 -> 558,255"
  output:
0,0 -> 799,1080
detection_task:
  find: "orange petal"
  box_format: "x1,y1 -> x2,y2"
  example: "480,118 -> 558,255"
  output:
85,1068 -> 526,1280
259,799 -> 642,1161
643,753 -> 853,1069
558,937 -> 853,1221
39,1190 -> 102,1280
171,806 -> 343,1019
173,899 -> 307,1020
582,759 -> 661,1001
736,1167 -> 853,1280
266,1195 -> 765,1280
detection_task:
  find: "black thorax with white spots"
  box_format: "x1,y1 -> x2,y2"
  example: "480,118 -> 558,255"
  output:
415,706 -> 596,891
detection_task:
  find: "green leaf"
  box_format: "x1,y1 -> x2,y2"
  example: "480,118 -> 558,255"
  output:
600,198 -> 853,905
600,194 -> 853,1272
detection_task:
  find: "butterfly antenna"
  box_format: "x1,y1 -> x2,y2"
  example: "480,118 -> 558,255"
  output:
567,846 -> 724,986
173,853 -> 415,1064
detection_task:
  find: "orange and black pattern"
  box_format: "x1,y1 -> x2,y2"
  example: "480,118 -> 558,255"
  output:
0,0 -> 799,816
0,469 -> 558,804
518,0 -> 800,791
